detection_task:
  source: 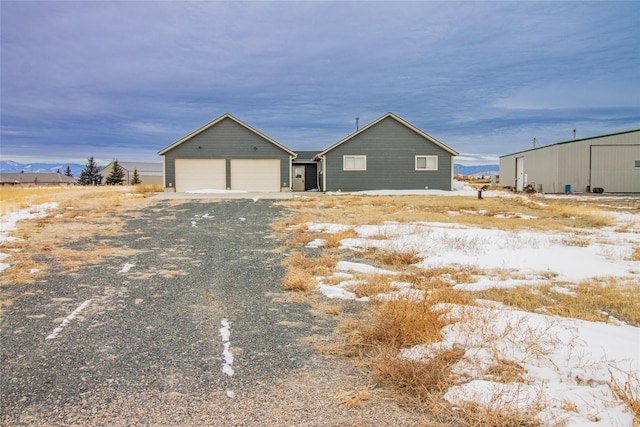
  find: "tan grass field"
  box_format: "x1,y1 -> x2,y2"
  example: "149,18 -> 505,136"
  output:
276,191 -> 640,426
0,185 -> 162,306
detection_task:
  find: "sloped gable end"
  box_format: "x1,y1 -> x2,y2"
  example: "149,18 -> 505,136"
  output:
158,113 -> 295,156
317,112 -> 458,157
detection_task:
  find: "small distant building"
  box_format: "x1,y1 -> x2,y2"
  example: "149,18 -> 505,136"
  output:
0,172 -> 77,187
100,161 -> 163,185
500,129 -> 640,193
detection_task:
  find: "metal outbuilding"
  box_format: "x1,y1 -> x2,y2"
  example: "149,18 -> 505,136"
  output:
499,129 -> 640,193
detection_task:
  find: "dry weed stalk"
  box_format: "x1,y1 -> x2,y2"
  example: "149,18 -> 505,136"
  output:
608,366 -> 640,424
336,386 -> 373,407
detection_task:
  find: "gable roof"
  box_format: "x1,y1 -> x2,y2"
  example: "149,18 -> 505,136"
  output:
0,172 -> 77,184
101,161 -> 162,174
499,128 -> 640,158
158,113 -> 296,157
316,112 -> 458,158
293,150 -> 322,162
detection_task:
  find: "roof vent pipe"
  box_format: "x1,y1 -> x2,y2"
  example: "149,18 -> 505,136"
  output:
533,137 -> 536,148
355,117 -> 360,131
573,129 -> 576,140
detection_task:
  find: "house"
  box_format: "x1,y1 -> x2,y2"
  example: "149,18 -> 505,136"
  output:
100,161 -> 163,185
499,129 -> 640,193
158,113 -> 296,192
314,112 -> 458,192
0,172 -> 77,187
158,112 -> 458,193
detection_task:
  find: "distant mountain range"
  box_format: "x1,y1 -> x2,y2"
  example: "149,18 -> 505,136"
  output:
0,161 -> 86,178
453,164 -> 499,177
1,160 -> 499,179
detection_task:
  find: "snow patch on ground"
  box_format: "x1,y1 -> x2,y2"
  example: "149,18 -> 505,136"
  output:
0,202 -> 59,271
304,194 -> 639,426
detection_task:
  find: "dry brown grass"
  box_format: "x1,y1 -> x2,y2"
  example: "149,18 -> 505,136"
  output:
630,246 -> 640,261
473,277 -> 640,326
0,186 -> 154,286
281,268 -> 316,292
128,183 -> 164,194
281,251 -> 337,293
374,346 -> 466,398
283,251 -> 336,276
400,266 -> 479,290
447,399 -> 545,427
275,193 -> 638,423
366,247 -> 420,267
339,293 -> 454,357
323,229 -> 358,249
277,193 -> 616,233
344,273 -> 394,298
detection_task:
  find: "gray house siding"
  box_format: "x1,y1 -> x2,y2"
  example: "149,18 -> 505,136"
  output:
322,117 -> 454,191
161,117 -> 292,190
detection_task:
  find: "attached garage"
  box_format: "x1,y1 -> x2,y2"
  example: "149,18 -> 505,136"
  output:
230,159 -> 281,192
158,114 -> 295,193
175,159 -> 226,192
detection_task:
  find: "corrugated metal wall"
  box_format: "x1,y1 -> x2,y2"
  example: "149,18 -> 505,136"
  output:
500,130 -> 640,193
591,145 -> 640,192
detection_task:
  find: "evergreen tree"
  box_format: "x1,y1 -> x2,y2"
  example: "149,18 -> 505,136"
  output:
78,156 -> 102,186
64,165 -> 73,177
130,168 -> 142,185
105,160 -> 125,185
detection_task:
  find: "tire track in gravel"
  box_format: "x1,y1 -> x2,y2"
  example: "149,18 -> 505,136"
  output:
1,198 -> 426,426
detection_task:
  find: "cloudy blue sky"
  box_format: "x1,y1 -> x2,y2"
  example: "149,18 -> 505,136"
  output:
2,1 -> 639,166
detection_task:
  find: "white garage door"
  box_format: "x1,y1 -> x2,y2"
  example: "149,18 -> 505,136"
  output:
175,159 -> 226,192
230,159 -> 281,192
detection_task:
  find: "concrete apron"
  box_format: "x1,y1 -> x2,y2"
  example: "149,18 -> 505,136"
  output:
151,192 -> 294,200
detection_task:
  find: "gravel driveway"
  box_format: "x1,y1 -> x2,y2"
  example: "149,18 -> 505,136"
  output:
1,199 -> 425,426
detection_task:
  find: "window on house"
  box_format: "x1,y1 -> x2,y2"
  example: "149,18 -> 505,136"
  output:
416,155 -> 438,171
343,155 -> 366,171
635,160 -> 640,168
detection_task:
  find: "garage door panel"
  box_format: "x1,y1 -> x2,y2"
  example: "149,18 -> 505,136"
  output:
230,159 -> 280,192
175,159 -> 226,192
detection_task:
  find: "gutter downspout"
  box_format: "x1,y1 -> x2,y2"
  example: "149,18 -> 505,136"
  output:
451,157 -> 455,191
319,155 -> 326,192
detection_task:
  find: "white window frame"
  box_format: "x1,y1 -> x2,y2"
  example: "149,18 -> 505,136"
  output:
343,155 -> 367,171
415,155 -> 438,171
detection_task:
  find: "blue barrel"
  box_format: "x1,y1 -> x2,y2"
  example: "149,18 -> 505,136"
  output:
565,184 -> 571,193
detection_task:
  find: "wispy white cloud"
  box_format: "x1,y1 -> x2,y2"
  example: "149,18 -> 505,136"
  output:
1,1 -> 638,165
